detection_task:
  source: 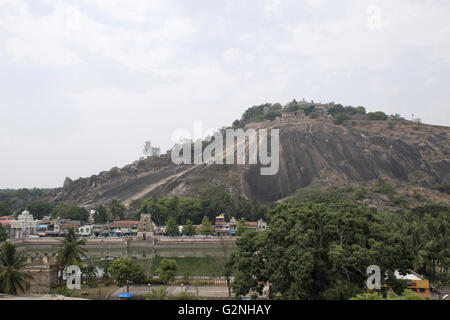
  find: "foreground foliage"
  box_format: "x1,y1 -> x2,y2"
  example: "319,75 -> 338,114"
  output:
0,242 -> 33,295
230,201 -> 413,300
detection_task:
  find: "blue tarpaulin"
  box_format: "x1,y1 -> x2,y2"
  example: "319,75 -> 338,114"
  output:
118,293 -> 135,299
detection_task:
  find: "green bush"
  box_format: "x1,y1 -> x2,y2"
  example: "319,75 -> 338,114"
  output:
145,287 -> 167,300
368,111 -> 388,120
264,110 -> 282,121
354,188 -> 367,200
48,286 -> 81,297
432,181 -> 450,195
173,291 -> 198,300
372,179 -> 395,195
334,113 -> 350,124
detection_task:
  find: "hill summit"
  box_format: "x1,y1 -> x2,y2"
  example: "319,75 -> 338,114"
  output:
51,100 -> 450,209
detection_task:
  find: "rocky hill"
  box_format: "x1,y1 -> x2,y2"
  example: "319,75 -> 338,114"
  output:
50,101 -> 450,209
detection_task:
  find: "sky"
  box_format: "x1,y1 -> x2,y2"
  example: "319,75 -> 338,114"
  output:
0,0 -> 449,188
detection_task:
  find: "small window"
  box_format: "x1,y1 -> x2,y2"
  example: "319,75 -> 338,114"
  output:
419,288 -> 425,293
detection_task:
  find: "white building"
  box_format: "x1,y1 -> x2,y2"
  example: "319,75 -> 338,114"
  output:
10,210 -> 38,239
77,225 -> 93,237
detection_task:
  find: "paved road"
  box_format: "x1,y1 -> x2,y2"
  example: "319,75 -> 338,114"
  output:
110,284 -> 232,299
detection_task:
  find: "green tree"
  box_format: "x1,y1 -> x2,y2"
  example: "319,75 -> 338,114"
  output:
395,204 -> 450,281
355,106 -> 366,115
368,111 -> 388,120
108,199 -> 126,221
177,197 -> 202,224
0,224 -> 7,242
334,113 -> 350,125
0,242 -> 33,295
56,228 -> 87,285
182,219 -> 196,236
52,203 -> 89,222
23,200 -> 55,220
108,258 -> 145,292
236,218 -> 249,236
156,259 -> 178,285
199,216 -> 213,236
230,201 -> 413,300
127,200 -> 142,220
93,205 -> 108,224
264,110 -> 282,121
145,287 -> 167,300
0,202 -> 12,216
199,185 -> 232,220
165,216 -> 179,236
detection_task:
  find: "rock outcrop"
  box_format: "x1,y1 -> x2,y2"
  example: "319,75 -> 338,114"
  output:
52,107 -> 450,207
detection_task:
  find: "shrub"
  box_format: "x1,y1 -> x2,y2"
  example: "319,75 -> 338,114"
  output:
372,179 -> 395,195
145,287 -> 167,300
264,110 -> 282,121
368,111 -> 388,121
354,188 -> 367,200
334,113 -> 350,124
174,291 -> 198,300
432,181 -> 450,194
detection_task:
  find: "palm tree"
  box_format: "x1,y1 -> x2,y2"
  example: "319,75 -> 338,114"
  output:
0,241 -> 33,295
57,228 -> 87,285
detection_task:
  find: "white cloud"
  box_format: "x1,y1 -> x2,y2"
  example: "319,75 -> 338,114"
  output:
0,0 -> 449,188
223,48 -> 240,61
264,0 -> 283,16
163,18 -> 197,42
4,37 -> 82,66
81,0 -> 163,23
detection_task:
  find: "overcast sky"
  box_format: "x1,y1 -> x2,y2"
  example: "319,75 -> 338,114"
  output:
0,0 -> 449,188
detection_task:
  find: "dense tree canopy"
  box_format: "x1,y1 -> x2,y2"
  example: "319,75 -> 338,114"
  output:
182,219 -> 196,236
0,202 -> 12,216
93,205 -> 108,224
230,201 -> 413,300
108,257 -> 145,287
156,259 -> 178,285
108,199 -> 126,221
52,203 -> 89,222
199,216 -> 213,236
139,185 -> 267,226
23,200 -> 55,220
0,224 -> 6,242
165,216 -> 179,236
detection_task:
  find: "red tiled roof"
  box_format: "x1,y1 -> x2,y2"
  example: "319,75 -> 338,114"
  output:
109,220 -> 139,228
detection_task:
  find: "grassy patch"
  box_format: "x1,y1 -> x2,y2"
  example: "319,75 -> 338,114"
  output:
150,256 -> 219,276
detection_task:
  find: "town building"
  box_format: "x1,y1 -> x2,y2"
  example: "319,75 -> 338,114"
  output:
77,225 -> 93,237
0,216 -> 15,239
257,219 -> 268,231
107,220 -> 139,236
213,215 -> 268,236
137,213 -> 156,240
229,217 -> 237,236
394,270 -> 431,299
10,210 -> 38,239
214,214 -> 230,236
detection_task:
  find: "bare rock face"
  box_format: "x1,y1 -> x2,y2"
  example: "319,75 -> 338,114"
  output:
63,177 -> 73,189
54,117 -> 450,207
241,120 -> 449,202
